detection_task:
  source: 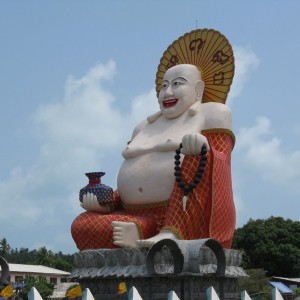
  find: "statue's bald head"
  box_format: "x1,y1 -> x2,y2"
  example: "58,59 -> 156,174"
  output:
165,64 -> 202,81
158,64 -> 204,118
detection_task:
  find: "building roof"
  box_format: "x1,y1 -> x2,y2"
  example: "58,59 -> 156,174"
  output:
270,281 -> 294,293
0,264 -> 70,276
270,277 -> 300,284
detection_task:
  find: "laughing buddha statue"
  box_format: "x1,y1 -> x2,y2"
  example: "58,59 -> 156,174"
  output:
71,29 -> 236,250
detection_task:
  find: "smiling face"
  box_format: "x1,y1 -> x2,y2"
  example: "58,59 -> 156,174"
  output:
158,64 -> 204,119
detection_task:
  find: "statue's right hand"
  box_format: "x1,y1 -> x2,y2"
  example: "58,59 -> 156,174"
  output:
80,192 -> 110,213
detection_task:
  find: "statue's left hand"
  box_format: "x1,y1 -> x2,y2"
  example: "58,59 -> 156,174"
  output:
181,133 -> 210,155
80,192 -> 111,213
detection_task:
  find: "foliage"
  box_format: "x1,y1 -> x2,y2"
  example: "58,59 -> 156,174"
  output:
33,247 -> 74,272
233,217 -> 300,277
0,238 -> 11,259
0,238 -> 75,272
18,275 -> 54,299
238,269 -> 271,300
0,238 -> 75,299
294,288 -> 300,296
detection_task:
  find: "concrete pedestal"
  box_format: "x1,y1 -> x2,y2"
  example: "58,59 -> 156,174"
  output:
71,239 -> 247,300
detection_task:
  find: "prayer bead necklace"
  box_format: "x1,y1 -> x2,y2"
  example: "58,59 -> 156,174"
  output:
174,143 -> 208,211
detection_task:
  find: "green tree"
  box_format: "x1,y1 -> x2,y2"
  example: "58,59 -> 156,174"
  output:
238,269 -> 271,300
35,247 -> 54,266
18,275 -> 54,299
233,217 -> 300,277
0,238 -> 11,259
34,247 -> 74,272
2,239 -> 75,272
52,257 -> 74,273
9,248 -> 35,264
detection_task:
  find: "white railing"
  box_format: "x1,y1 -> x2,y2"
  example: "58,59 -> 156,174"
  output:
27,286 -> 287,300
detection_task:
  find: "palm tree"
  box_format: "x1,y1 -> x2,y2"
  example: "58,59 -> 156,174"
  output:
0,238 -> 11,259
35,247 -> 54,266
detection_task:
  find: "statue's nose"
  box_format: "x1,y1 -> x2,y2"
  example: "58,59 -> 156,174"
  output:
164,85 -> 173,97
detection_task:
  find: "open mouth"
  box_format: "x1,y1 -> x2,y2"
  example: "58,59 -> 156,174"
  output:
163,98 -> 178,108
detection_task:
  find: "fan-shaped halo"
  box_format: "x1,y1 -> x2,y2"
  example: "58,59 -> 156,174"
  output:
156,29 -> 235,104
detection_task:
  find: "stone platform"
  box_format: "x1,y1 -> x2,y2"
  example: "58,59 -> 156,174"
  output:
70,238 -> 247,300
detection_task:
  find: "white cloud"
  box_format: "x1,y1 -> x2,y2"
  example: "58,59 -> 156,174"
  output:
130,89 -> 158,126
34,61 -> 125,148
235,116 -> 300,185
0,61 -> 158,253
227,46 -> 260,104
232,191 -> 246,227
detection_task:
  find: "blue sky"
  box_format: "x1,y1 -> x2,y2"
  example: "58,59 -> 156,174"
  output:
1,1 -> 300,254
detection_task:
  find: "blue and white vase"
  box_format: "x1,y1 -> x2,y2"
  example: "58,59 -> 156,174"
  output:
79,172 -> 113,205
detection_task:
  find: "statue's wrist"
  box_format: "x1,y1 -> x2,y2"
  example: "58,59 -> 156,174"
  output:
108,202 -> 115,213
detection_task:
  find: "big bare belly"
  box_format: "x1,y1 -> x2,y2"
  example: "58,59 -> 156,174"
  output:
117,152 -> 176,205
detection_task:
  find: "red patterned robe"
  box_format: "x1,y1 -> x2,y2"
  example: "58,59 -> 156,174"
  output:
71,128 -> 236,250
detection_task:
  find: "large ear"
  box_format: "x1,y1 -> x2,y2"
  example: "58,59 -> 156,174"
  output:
195,80 -> 205,101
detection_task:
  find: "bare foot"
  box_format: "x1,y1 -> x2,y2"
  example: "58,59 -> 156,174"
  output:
111,221 -> 140,248
136,230 -> 177,248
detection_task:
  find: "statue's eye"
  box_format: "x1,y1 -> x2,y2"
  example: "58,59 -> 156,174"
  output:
173,81 -> 182,86
162,83 -> 168,89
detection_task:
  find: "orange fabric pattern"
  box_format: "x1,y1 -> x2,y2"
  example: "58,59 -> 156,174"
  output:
71,130 -> 235,250
71,203 -> 167,250
163,131 -> 235,248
